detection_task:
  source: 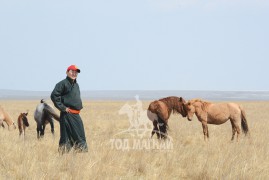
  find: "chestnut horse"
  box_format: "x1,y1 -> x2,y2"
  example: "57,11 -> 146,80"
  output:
184,99 -> 249,141
34,99 -> 60,139
147,96 -> 187,139
18,112 -> 29,137
0,106 -> 16,130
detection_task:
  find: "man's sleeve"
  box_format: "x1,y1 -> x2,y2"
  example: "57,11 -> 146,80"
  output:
50,82 -> 66,112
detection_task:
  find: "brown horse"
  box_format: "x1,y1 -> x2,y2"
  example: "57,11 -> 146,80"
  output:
0,106 -> 16,130
18,112 -> 29,137
147,96 -> 187,139
184,99 -> 249,141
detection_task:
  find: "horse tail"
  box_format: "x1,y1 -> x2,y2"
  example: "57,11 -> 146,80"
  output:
240,106 -> 249,135
157,116 -> 168,139
43,103 -> 60,122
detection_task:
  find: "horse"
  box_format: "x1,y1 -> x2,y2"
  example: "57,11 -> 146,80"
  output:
34,99 -> 60,139
147,96 -> 187,139
18,112 -> 29,137
0,106 -> 16,130
183,99 -> 249,141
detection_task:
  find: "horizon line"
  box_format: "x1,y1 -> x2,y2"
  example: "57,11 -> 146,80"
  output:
1,89 -> 269,92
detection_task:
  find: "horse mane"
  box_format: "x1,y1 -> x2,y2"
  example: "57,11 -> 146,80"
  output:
189,99 -> 211,111
159,96 -> 184,114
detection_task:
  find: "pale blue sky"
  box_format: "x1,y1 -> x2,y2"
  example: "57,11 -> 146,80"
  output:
0,0 -> 268,91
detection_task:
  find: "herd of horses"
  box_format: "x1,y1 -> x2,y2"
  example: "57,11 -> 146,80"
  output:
0,99 -> 59,139
147,96 -> 249,141
0,96 -> 249,141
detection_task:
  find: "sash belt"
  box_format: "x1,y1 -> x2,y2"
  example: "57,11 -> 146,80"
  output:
69,109 -> 80,114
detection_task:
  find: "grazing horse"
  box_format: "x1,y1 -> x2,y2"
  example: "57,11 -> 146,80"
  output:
0,106 -> 16,130
18,112 -> 29,137
34,99 -> 60,139
147,96 -> 187,139
184,99 -> 249,141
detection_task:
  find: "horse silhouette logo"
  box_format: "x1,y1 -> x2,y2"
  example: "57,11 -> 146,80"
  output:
118,95 -> 153,138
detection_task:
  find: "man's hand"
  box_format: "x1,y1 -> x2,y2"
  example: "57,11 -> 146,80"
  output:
66,107 -> 71,113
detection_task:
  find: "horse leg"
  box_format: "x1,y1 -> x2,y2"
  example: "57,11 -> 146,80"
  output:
49,118 -> 55,135
161,122 -> 168,139
234,123 -> 241,142
36,128 -> 39,139
0,119 -> 5,128
41,124 -> 46,137
20,126 -> 25,139
37,123 -> 42,139
158,117 -> 167,139
151,120 -> 159,139
230,121 -> 236,141
151,121 -> 155,138
202,122 -> 208,141
19,127 -> 23,136
206,125 -> 209,139
23,126 -> 26,138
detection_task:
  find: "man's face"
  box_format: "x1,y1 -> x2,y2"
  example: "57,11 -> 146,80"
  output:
66,70 -> 78,80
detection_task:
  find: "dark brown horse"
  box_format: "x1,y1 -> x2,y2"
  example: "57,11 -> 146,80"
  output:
18,112 -> 29,137
147,96 -> 187,139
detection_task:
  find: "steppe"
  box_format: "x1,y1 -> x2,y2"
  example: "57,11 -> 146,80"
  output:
0,100 -> 268,179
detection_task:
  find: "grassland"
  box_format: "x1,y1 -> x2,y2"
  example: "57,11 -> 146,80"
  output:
0,100 -> 269,179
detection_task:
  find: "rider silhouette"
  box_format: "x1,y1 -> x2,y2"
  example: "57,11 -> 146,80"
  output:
131,95 -> 143,122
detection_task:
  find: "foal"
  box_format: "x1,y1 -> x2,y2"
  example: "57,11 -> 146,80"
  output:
18,112 -> 29,137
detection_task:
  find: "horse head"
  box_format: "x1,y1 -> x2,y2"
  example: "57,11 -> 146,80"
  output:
11,122 -> 16,129
178,97 -> 187,117
6,120 -> 17,130
20,112 -> 29,127
183,101 -> 196,121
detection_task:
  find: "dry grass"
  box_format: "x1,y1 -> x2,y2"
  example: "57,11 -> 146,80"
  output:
0,100 -> 269,179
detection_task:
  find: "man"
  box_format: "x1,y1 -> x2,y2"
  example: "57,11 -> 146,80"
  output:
51,65 -> 88,153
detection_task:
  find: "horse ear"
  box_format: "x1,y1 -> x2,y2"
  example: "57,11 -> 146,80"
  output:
180,97 -> 186,103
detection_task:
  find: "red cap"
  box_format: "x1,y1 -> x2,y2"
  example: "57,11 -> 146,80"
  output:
67,65 -> 80,73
